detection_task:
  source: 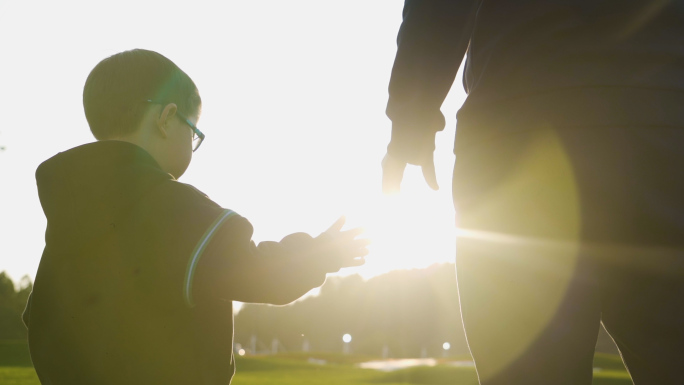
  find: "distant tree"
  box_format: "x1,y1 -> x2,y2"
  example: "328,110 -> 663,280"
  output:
235,263 -> 620,357
235,264 -> 468,357
0,272 -> 31,340
16,276 -> 32,314
0,272 -> 16,306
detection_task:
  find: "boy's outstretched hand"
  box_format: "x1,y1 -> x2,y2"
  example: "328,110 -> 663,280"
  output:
315,216 -> 369,272
236,217 -> 369,305
279,216 -> 369,274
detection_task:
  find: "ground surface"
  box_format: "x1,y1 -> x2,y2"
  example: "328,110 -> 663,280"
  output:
0,341 -> 632,384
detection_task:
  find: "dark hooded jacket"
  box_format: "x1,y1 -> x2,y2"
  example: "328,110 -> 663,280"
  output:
23,140 -> 326,384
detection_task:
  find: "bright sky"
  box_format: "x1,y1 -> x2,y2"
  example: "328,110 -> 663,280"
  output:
0,1 -> 467,285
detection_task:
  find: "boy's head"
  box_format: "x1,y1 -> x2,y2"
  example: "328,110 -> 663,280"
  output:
83,49 -> 202,178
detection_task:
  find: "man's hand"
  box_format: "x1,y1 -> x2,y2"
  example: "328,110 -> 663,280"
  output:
382,152 -> 439,194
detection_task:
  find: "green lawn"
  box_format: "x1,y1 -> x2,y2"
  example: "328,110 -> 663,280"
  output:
0,340 -> 631,384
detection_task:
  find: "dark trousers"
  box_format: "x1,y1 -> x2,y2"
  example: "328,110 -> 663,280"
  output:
453,127 -> 684,385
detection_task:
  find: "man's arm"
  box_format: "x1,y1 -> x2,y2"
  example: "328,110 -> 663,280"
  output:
384,0 -> 477,191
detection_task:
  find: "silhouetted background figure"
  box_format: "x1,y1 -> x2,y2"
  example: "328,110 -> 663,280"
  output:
382,1 -> 684,384
22,49 -> 367,385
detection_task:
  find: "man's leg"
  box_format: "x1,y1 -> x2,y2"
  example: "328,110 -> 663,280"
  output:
453,128 -> 601,385
569,126 -> 684,385
600,267 -> 684,385
456,239 -> 602,385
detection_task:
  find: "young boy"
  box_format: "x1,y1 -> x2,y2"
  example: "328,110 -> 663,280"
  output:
22,49 -> 368,385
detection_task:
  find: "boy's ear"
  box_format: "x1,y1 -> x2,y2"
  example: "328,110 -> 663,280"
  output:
156,103 -> 178,138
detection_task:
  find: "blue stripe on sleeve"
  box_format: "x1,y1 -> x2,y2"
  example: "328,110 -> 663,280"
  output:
183,209 -> 237,307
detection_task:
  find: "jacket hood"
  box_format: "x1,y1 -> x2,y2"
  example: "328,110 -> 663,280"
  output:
36,141 -> 173,250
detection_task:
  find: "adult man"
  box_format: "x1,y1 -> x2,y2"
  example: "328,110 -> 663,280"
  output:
383,1 -> 684,384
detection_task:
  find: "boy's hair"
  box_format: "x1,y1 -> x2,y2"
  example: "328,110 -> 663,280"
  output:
83,49 -> 202,140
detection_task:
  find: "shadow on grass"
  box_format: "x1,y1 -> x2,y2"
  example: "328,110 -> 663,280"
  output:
370,353 -> 631,385
0,341 -> 32,367
235,352 -> 383,372
0,341 -> 632,385
371,365 -> 480,385
235,356 -> 317,372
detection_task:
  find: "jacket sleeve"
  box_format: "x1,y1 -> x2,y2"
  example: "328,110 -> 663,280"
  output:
386,0 -> 477,164
191,216 -> 328,306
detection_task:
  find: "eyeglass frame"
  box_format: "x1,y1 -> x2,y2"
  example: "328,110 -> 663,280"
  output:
145,99 -> 205,152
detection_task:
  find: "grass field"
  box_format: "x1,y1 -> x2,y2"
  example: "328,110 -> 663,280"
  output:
0,340 -> 632,384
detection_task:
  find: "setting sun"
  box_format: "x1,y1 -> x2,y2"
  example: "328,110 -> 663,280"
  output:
341,172 -> 457,278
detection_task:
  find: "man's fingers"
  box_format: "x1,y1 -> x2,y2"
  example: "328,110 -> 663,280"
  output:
422,161 -> 439,191
382,153 -> 407,195
383,153 -> 439,193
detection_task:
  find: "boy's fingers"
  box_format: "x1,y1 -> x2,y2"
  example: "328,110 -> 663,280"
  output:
330,238 -> 370,255
341,227 -> 365,238
342,244 -> 370,259
325,216 -> 346,233
336,255 -> 366,269
318,247 -> 367,272
353,238 -> 372,248
346,257 -> 366,267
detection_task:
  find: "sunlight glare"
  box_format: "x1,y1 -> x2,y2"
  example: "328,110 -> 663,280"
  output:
341,166 -> 456,278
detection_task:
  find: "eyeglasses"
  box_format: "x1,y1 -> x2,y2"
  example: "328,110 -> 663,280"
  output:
145,100 -> 205,152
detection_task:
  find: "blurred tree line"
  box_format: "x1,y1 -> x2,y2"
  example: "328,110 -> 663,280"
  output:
235,263 -> 619,357
235,263 -> 470,358
1,265 -> 618,356
0,272 -> 31,339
